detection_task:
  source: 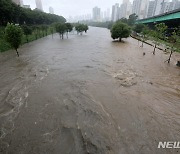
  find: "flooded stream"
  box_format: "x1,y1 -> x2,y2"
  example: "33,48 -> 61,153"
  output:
0,27 -> 180,154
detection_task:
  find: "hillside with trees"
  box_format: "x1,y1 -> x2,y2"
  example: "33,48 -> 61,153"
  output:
0,0 -> 66,26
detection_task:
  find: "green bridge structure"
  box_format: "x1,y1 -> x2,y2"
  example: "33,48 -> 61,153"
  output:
136,9 -> 180,28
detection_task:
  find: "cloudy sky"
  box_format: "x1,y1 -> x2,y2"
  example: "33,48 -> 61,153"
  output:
23,0 -> 134,18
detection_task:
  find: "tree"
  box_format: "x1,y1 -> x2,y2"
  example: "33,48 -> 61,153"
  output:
111,22 -> 131,42
84,25 -> 88,33
133,24 -> 145,34
56,23 -> 67,39
128,13 -> 138,26
21,25 -> 32,42
41,25 -> 48,36
75,24 -> 88,35
165,29 -> 179,63
33,25 -> 41,39
151,23 -> 167,55
108,22 -> 114,30
65,23 -> 73,38
140,26 -> 149,47
5,23 -> 23,57
49,26 -> 54,38
0,0 -> 66,26
117,18 -> 128,24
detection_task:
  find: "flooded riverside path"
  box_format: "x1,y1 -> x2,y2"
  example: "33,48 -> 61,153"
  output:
0,27 -> 180,154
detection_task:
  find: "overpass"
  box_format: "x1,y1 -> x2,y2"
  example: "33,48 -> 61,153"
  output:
136,9 -> 180,28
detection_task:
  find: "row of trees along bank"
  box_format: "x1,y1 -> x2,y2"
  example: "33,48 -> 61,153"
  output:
3,23 -> 88,57
0,24 -> 58,52
110,19 -> 180,65
0,0 -> 66,52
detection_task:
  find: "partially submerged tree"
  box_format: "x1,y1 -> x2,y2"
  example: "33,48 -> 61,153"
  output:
140,26 -> 149,47
21,25 -> 32,43
111,21 -> 131,42
165,30 -> 179,63
84,25 -> 88,33
56,23 -> 67,39
151,23 -> 167,55
75,24 -> 88,35
65,23 -> 73,38
5,23 -> 23,57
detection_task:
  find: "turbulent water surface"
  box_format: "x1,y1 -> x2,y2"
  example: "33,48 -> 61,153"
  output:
0,27 -> 180,154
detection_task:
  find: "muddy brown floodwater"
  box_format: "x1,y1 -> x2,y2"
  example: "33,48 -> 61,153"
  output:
0,27 -> 180,154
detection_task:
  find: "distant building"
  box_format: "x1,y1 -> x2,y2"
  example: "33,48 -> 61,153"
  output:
132,0 -> 148,19
107,8 -> 111,20
111,3 -> 119,22
132,0 -> 142,17
153,0 -> 164,15
168,0 -> 180,11
126,1 -> 133,18
173,0 -> 180,10
139,0 -> 149,19
147,1 -> 156,17
49,7 -> 54,14
160,0 -> 171,14
131,0 -> 179,19
103,8 -> 111,21
23,5 -> 31,9
119,0 -> 132,19
35,0 -> 43,11
92,7 -> 101,21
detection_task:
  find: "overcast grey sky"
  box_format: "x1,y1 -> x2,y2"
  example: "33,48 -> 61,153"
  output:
23,0 -> 133,18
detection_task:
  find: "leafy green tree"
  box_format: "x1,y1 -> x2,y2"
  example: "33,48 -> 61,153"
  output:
49,26 -> 54,38
33,25 -> 40,39
0,0 -> 14,25
75,24 -> 88,35
41,25 -> 48,36
5,23 -> 23,57
108,22 -> 114,30
84,25 -> 88,33
140,26 -> 149,47
111,22 -> 131,42
165,30 -> 179,63
117,18 -> 128,24
0,0 -> 66,26
65,23 -> 73,32
21,25 -> 32,42
56,23 -> 67,39
133,24 -> 145,34
128,13 -> 138,26
75,24 -> 83,34
65,23 -> 73,38
151,23 -> 167,55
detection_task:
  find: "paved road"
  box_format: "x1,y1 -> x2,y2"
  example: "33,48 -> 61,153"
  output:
0,27 -> 180,154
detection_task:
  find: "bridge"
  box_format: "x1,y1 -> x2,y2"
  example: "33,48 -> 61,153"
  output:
136,9 -> 180,28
